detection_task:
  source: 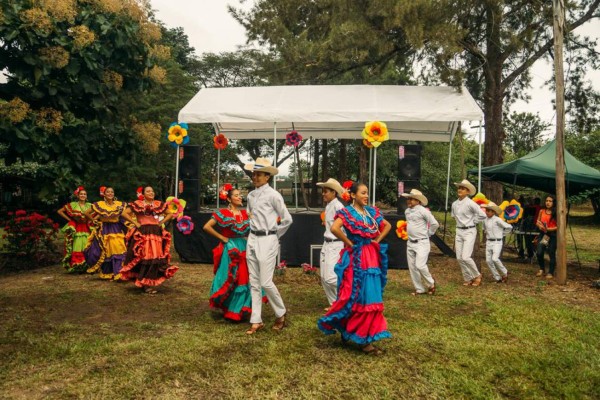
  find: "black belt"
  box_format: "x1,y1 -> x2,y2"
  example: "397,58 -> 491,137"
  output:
409,238 -> 429,243
324,238 -> 341,243
457,226 -> 476,230
250,230 -> 277,236
487,238 -> 502,241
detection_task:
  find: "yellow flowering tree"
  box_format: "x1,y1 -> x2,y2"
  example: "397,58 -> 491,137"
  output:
0,0 -> 173,200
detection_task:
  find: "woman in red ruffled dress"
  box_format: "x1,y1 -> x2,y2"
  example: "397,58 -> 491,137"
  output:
57,186 -> 92,273
203,184 -> 253,321
318,181 -> 392,355
120,186 -> 179,294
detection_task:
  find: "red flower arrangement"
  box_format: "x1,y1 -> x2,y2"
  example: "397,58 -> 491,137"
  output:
285,130 -> 303,147
213,133 -> 228,150
301,263 -> 318,275
99,186 -> 106,197
275,260 -> 287,276
1,210 -> 59,258
219,183 -> 234,201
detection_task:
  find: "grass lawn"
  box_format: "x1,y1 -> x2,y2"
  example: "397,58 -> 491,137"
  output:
1,207 -> 599,399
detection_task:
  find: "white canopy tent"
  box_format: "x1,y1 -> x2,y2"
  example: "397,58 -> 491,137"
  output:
178,85 -> 484,209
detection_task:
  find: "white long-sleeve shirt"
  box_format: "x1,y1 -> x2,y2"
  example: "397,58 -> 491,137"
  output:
247,184 -> 292,238
324,198 -> 345,240
405,204 -> 439,240
483,215 -> 512,239
451,197 -> 486,228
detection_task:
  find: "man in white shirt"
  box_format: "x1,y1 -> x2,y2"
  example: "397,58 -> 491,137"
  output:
243,158 -> 293,334
316,178 -> 346,309
401,189 -> 440,295
451,179 -> 486,286
482,202 -> 512,283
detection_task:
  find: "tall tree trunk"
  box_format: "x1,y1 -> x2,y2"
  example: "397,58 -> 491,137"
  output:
482,3 -> 505,204
295,147 -> 310,210
310,139 -> 321,206
359,145 -> 368,184
554,0 -> 567,284
339,139 -> 347,181
321,139 -> 328,182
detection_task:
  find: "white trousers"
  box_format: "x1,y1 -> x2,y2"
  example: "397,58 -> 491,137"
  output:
407,240 -> 434,293
485,241 -> 508,281
455,228 -> 480,282
320,241 -> 344,305
246,234 -> 286,324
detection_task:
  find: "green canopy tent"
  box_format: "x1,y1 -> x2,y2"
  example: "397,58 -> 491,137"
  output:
469,140 -> 600,195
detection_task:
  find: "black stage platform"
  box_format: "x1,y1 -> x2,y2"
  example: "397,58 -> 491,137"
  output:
173,211 -> 454,269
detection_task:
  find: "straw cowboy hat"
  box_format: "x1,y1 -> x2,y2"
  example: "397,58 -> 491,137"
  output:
316,178 -> 344,196
483,201 -> 502,216
401,189 -> 428,206
453,179 -> 477,196
244,157 -> 279,175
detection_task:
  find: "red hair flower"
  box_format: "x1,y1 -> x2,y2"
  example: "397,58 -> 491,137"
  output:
213,133 -> 228,150
341,180 -> 353,202
99,186 -> 106,197
219,183 -> 234,201
73,186 -> 85,196
136,186 -> 144,201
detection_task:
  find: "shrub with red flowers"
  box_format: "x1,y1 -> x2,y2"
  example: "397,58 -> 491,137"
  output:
1,209 -> 60,269
301,263 -> 318,275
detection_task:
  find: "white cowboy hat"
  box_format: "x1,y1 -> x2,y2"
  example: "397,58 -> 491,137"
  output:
453,179 -> 477,196
483,201 -> 502,216
244,157 -> 279,176
316,178 -> 344,196
401,189 -> 428,206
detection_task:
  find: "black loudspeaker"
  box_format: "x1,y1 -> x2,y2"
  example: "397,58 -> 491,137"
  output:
179,179 -> 200,213
397,180 -> 420,215
398,145 -> 421,181
179,145 -> 201,180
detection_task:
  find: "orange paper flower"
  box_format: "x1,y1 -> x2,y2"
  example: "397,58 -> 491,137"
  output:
396,220 -> 408,240
213,133 -> 228,150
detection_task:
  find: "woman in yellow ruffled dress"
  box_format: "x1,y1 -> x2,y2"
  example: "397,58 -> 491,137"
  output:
84,186 -> 135,281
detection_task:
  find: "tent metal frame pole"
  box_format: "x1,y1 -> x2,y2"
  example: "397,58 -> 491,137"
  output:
372,147 -> 378,206
216,148 -> 220,208
273,122 -> 277,191
444,136 -> 454,239
368,148 -> 373,203
175,145 -> 180,198
477,121 -> 483,192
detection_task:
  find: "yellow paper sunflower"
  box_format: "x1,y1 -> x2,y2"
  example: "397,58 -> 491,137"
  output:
361,121 -> 389,148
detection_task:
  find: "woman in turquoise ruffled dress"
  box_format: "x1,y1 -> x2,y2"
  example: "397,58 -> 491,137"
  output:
203,184 -> 252,321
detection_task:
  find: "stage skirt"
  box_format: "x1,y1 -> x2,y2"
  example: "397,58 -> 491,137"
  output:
61,220 -> 91,273
209,237 -> 252,321
84,221 -> 127,280
318,240 -> 391,345
120,225 -> 179,287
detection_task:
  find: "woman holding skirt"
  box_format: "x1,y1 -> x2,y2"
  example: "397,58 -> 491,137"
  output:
203,184 -> 252,321
318,181 -> 392,355
57,186 -> 92,273
120,186 -> 179,294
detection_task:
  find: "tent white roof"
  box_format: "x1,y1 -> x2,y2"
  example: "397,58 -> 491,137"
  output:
178,85 -> 483,142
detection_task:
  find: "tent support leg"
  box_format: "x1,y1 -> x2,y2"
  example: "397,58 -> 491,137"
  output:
477,121 -> 483,192
444,135 -> 454,240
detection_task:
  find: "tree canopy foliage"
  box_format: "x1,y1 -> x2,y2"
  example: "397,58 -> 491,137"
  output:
0,0 -> 202,204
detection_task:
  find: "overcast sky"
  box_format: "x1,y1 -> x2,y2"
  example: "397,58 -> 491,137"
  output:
151,0 -> 600,140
